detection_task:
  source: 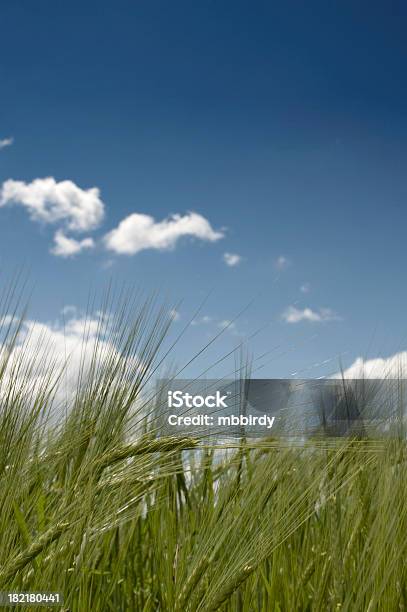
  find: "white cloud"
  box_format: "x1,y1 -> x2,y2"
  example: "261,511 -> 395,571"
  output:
300,283 -> 310,293
0,313 -> 119,404
0,309 -> 152,413
64,315 -> 102,337
169,309 -> 180,322
282,305 -> 340,324
51,230 -> 94,258
104,211 -> 224,255
190,315 -> 240,335
191,315 -> 213,326
337,352 -> 407,379
0,137 -> 13,149
223,252 -> 242,267
275,255 -> 290,270
0,177 -> 105,232
217,319 -> 243,336
0,314 -> 17,327
0,177 -> 225,261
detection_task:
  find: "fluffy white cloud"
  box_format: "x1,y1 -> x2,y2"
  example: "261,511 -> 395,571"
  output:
282,305 -> 340,324
223,252 -> 242,267
0,177 -> 105,232
0,137 -> 13,149
104,211 -> 224,255
337,352 -> 407,379
51,230 -> 94,258
0,312 -> 122,405
0,176 -> 225,261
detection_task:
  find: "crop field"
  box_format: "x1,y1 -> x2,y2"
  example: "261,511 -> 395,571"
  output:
0,299 -> 406,611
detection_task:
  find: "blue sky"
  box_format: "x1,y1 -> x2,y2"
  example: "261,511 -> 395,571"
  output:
1,1 -> 407,379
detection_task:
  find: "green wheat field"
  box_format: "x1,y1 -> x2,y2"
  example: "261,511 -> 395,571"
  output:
0,293 -> 406,612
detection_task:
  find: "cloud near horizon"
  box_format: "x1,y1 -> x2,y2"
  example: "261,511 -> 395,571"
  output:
282,305 -> 340,324
0,311 -> 119,404
336,352 -> 407,379
104,211 -> 224,255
